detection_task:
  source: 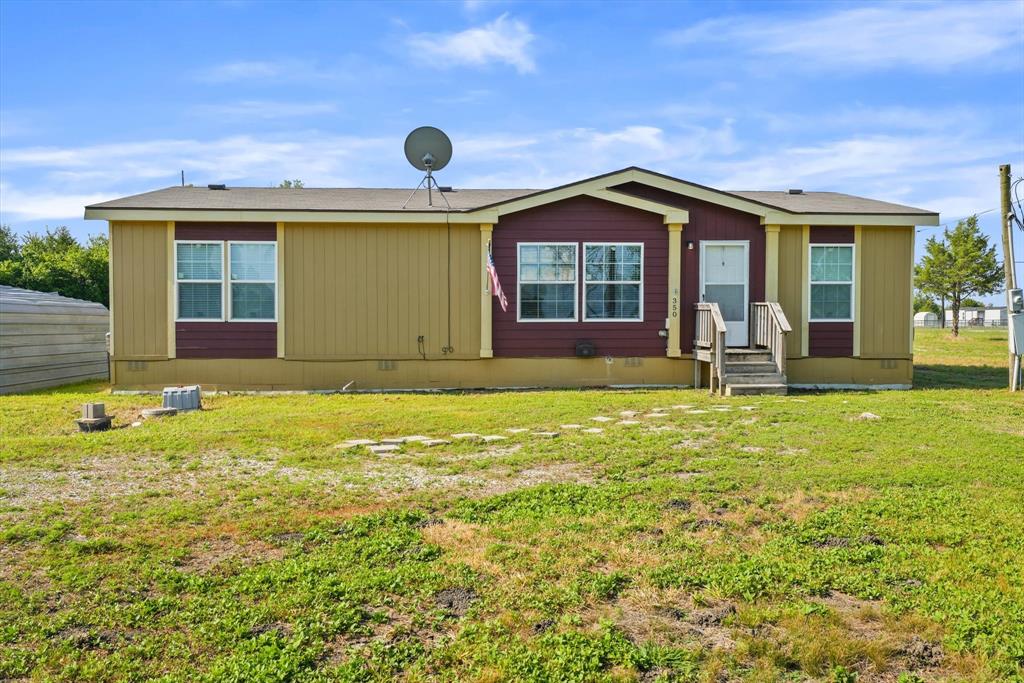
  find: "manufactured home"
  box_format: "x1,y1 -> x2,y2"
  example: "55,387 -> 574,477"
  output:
84,168 -> 939,394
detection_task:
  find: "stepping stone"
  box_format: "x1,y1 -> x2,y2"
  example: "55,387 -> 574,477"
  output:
452,433 -> 482,440
672,405 -> 694,410
582,427 -> 604,434
645,413 -> 669,418
687,410 -> 709,414
506,428 -> 529,434
380,437 -> 407,445
739,406 -> 756,411
533,431 -> 560,438
422,439 -> 450,446
591,416 -> 615,422
618,420 -> 640,426
481,435 -> 507,442
336,439 -> 377,449
619,410 -> 639,417
856,412 -> 881,421
560,424 -> 582,429
368,444 -> 400,454
402,435 -> 432,443
711,406 -> 732,412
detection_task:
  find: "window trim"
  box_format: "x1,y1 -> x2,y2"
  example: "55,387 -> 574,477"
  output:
582,242 -> 644,323
227,240 -> 278,323
174,239 -> 278,323
516,241 -> 579,323
174,239 -> 226,322
807,242 -> 855,323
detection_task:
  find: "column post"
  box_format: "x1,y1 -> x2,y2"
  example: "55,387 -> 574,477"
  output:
166,221 -> 176,359
801,224 -> 810,357
764,224 -> 781,302
276,221 -> 285,359
480,223 -> 494,358
667,222 -> 683,358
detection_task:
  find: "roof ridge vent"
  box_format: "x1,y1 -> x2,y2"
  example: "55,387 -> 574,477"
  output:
787,188 -> 803,195
208,184 -> 227,191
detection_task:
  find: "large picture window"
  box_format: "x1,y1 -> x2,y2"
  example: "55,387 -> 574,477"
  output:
809,244 -> 854,321
176,242 -> 223,320
175,240 -> 277,322
583,243 -> 643,321
517,243 -> 577,321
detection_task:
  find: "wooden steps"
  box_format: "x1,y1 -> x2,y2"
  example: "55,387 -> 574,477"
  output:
721,348 -> 787,396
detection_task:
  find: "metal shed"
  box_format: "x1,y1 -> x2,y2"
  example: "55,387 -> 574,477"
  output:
0,285 -> 109,394
913,311 -> 938,327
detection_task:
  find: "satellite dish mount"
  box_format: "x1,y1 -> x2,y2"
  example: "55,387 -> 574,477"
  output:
402,126 -> 453,209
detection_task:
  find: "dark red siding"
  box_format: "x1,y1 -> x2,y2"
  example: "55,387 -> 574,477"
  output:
176,222 -> 276,241
612,182 -> 765,353
809,226 -> 854,243
176,322 -> 277,359
808,226 -> 854,356
492,196 -> 667,357
808,322 -> 854,357
175,223 -> 277,358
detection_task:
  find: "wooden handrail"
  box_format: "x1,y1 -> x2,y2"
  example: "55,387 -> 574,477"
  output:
749,302 -> 792,377
694,302 -> 727,394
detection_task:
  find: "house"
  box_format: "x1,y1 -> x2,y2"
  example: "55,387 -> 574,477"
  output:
84,167 -> 939,394
984,307 -> 1008,327
0,285 -> 109,394
944,307 -> 986,326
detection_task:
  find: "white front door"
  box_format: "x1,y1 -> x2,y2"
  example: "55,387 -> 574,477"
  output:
700,241 -> 749,347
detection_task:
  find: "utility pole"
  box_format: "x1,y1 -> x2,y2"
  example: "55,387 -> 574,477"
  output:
999,164 -> 1018,389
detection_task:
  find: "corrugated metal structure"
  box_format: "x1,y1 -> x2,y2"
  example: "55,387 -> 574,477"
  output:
0,285 -> 109,394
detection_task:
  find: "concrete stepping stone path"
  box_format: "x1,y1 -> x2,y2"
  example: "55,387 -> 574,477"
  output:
533,431 -> 560,438
582,427 -> 604,434
591,416 -> 615,422
452,433 -> 482,441
368,444 -> 400,454
481,435 -> 507,442
337,438 -> 377,449
618,420 -> 640,426
686,410 -> 709,414
421,439 -> 450,446
560,424 -> 582,430
506,428 -> 529,434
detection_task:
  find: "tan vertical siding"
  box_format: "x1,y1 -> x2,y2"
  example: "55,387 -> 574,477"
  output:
111,221 -> 168,359
859,226 -> 913,358
777,225 -> 805,358
284,223 -> 480,359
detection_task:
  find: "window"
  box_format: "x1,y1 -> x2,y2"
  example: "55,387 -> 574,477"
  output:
174,240 -> 277,322
229,242 -> 276,320
176,242 -> 223,320
809,244 -> 854,321
584,243 -> 643,321
517,243 -> 577,321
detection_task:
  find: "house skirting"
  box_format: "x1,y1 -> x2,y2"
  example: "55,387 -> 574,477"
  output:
110,355 -> 913,391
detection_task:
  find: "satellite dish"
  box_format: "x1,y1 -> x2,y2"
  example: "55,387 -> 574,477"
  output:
404,126 -> 452,172
402,126 -> 453,208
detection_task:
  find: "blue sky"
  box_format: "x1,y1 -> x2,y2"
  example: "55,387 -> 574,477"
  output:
1,0 -> 1022,300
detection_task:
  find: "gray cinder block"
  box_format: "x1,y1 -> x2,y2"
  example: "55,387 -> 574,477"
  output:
162,386 -> 201,412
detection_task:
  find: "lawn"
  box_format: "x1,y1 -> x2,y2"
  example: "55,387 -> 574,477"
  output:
0,328 -> 1021,682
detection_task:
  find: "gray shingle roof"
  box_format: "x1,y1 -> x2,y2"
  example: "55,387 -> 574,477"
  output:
86,186 -> 538,212
85,168 -> 937,217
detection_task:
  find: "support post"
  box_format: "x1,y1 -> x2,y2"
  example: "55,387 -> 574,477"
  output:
764,224 -> 780,302
801,225 -> 810,357
667,222 -> 683,358
166,221 -> 176,359
276,221 -> 285,359
480,223 -> 494,358
853,225 -> 862,358
999,164 -> 1018,389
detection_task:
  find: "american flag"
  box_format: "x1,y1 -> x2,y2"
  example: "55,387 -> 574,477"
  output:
486,251 -> 509,312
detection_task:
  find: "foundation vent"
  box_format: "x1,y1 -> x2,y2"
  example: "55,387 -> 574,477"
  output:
378,360 -> 397,371
127,361 -> 148,371
625,357 -> 643,367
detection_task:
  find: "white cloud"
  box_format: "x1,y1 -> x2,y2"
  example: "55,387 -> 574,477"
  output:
0,184 -> 112,221
407,13 -> 536,74
189,100 -> 339,120
665,2 -> 1023,71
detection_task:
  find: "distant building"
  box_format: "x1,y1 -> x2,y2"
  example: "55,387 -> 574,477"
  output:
943,306 -> 1007,327
914,311 -> 938,327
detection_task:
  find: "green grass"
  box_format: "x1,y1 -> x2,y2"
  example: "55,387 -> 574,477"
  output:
1,327 -> 1021,681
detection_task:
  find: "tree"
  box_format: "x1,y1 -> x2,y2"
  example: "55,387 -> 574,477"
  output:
913,292 -> 940,316
278,179 -> 304,188
0,226 -> 109,305
914,215 -> 1002,337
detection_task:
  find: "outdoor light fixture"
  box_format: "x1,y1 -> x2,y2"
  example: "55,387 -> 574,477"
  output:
687,241 -> 694,250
